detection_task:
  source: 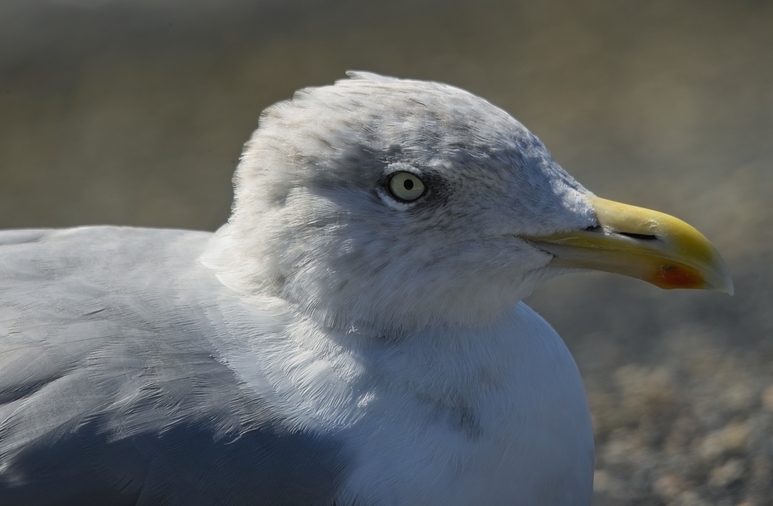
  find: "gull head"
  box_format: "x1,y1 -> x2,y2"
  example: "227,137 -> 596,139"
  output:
207,72 -> 731,331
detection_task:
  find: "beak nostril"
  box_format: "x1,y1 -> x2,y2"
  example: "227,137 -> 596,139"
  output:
618,232 -> 659,241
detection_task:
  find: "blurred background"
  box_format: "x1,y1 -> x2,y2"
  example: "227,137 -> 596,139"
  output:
1,0 -> 771,503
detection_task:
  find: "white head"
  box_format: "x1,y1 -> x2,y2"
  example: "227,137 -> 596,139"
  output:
206,72 -> 596,331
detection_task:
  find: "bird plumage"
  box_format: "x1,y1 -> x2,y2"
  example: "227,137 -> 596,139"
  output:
0,226 -> 593,505
0,228 -> 349,505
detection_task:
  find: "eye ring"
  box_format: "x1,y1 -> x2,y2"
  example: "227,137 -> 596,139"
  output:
387,172 -> 426,202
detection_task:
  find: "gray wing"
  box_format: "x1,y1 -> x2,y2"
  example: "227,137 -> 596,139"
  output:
0,227 -> 348,506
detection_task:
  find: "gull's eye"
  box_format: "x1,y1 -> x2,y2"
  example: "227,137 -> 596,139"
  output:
388,172 -> 426,202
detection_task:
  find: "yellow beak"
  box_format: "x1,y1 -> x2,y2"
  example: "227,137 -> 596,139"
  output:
524,195 -> 734,294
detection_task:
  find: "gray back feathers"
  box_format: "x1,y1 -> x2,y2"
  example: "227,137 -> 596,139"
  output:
0,228 -> 349,505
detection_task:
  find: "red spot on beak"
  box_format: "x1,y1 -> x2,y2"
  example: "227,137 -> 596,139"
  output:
651,264 -> 705,290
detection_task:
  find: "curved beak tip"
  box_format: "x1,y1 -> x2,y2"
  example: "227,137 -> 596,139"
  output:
713,263 -> 735,296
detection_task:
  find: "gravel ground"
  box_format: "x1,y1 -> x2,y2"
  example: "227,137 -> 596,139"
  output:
587,333 -> 773,505
2,1 -> 771,504
529,270 -> 773,505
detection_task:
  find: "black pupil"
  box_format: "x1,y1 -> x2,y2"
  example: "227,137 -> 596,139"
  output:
403,179 -> 414,191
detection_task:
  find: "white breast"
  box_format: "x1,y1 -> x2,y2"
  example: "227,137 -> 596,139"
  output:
217,297 -> 594,506
336,303 -> 594,506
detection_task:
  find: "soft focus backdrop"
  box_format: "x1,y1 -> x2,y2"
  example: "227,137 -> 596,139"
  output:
1,1 -> 771,504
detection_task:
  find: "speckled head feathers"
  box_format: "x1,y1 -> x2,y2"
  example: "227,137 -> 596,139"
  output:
205,72 -> 596,331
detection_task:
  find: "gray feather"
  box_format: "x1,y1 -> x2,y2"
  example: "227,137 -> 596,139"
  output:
0,228 -> 349,505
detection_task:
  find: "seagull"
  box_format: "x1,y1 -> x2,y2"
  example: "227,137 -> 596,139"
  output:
0,72 -> 732,506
